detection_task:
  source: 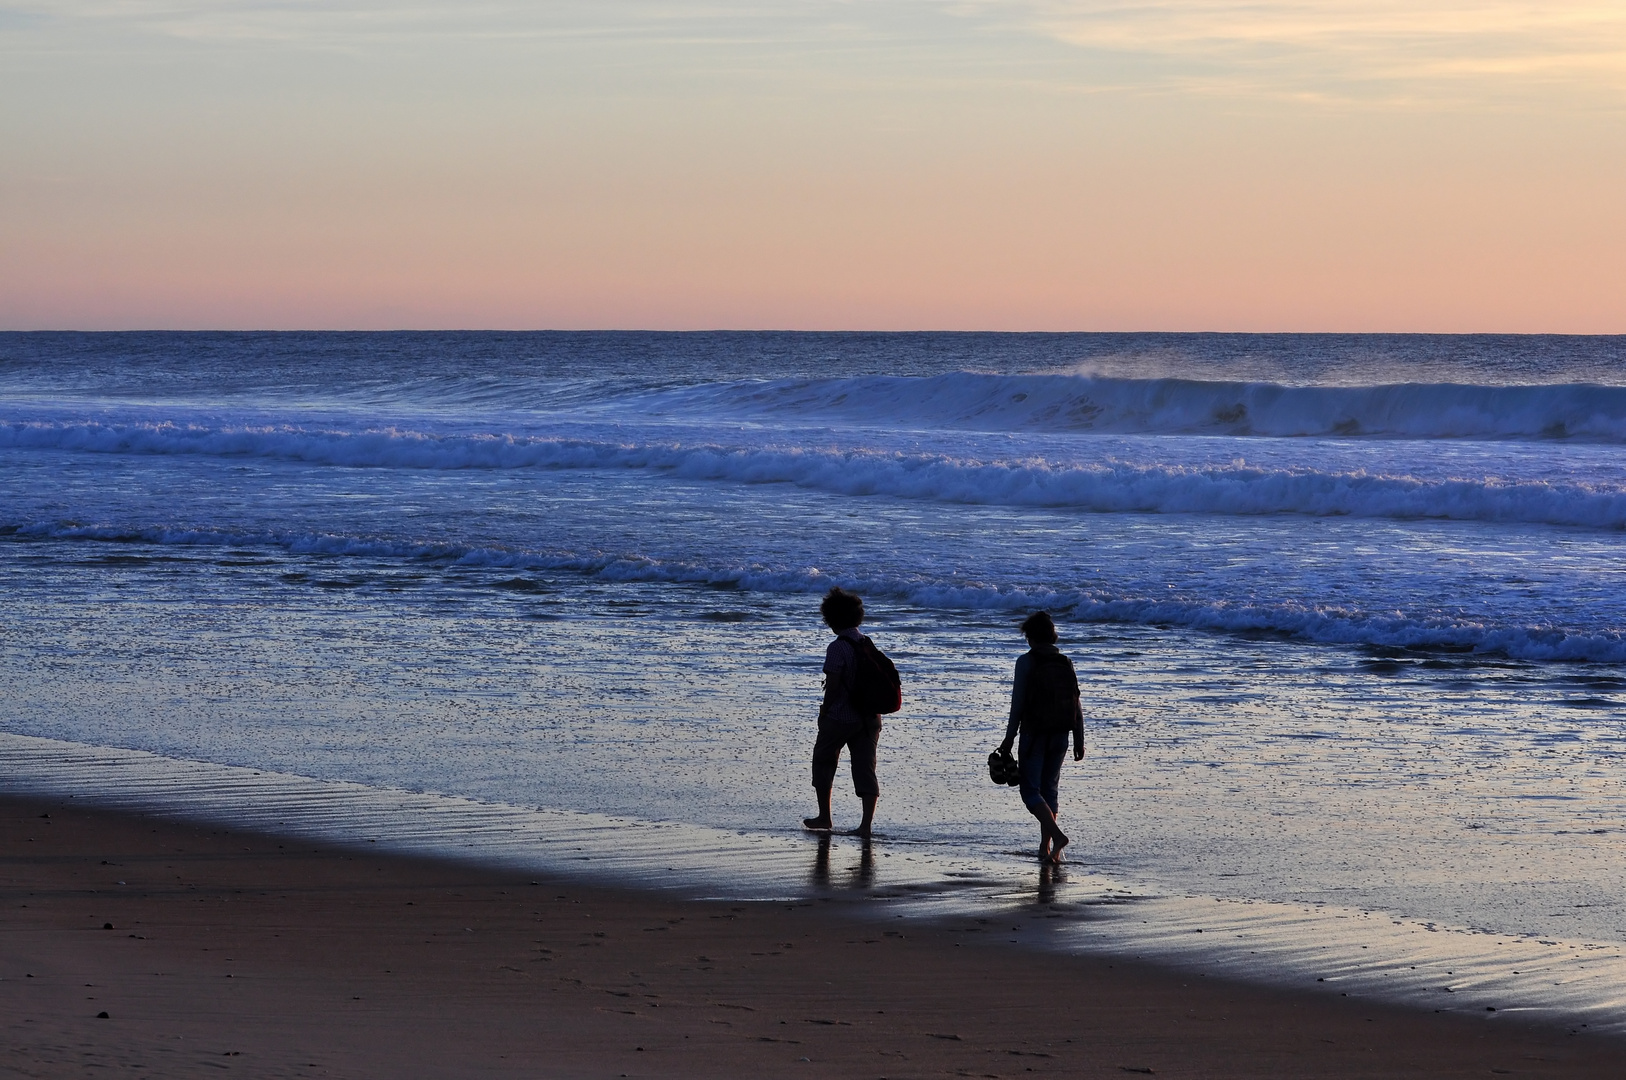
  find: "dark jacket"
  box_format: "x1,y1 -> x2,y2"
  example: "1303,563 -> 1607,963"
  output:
1003,644 -> 1084,750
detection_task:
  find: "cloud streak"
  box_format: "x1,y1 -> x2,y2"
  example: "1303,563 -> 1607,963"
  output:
1,1 -> 872,47
1023,1 -> 1626,103
8,2 -> 1625,105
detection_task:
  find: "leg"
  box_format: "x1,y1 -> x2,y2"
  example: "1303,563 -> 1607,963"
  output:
1018,729 -> 1068,860
1043,805 -> 1069,864
1033,803 -> 1067,863
853,795 -> 876,838
847,726 -> 880,838
806,729 -> 842,831
1040,732 -> 1065,817
803,785 -> 833,832
1040,731 -> 1069,863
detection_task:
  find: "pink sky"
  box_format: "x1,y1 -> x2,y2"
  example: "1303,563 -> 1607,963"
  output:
3,2 -> 1624,331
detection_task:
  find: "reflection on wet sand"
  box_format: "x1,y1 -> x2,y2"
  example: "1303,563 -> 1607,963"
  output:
809,834 -> 874,890
7,732 -> 1626,1035
1037,861 -> 1066,906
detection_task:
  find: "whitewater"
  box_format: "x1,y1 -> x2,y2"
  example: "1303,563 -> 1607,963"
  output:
4,331 -> 1626,1020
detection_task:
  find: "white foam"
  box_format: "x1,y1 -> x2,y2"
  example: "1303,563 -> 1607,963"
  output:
8,418 -> 1626,531
8,515 -> 1624,662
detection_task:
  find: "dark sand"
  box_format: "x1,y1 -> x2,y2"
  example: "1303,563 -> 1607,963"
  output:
2,795 -> 1621,1078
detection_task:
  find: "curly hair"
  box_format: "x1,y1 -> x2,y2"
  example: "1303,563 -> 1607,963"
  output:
820,587 -> 865,631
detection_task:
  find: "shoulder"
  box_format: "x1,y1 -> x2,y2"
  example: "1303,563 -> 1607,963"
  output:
1033,646 -> 1076,671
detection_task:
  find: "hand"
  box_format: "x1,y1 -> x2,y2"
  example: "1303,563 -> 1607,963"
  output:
1073,746 -> 1085,761
998,740 -> 1013,756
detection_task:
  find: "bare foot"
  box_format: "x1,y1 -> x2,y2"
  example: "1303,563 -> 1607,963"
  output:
1048,831 -> 1069,864
848,823 -> 872,839
1037,839 -> 1052,861
802,817 -> 833,832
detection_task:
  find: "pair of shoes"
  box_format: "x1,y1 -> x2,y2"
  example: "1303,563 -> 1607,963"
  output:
987,749 -> 1020,786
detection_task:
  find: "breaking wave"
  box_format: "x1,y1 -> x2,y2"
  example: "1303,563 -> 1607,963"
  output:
6,519 -> 1623,663
625,373 -> 1626,442
6,418 -> 1626,530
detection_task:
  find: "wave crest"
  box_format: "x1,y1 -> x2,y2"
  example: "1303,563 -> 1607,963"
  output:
8,519 -> 1623,664
5,418 -> 1625,530
642,373 -> 1626,442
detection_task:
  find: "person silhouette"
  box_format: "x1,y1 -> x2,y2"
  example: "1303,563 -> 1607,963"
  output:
802,587 -> 881,837
997,611 -> 1085,863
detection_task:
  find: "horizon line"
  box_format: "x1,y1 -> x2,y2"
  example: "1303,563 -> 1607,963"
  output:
4,328 -> 1623,338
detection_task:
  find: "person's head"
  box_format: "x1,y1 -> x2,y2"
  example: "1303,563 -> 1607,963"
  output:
1020,610 -> 1057,647
821,587 -> 864,631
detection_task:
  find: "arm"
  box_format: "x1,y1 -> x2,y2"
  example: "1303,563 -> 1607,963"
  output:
821,637 -> 853,720
1000,654 -> 1028,752
820,679 -> 847,720
1071,693 -> 1085,761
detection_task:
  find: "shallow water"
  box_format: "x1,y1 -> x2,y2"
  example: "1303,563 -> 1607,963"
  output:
3,331 -> 1626,1025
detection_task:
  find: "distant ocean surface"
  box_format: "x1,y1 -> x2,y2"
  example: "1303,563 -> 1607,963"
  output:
5,332 -> 1626,980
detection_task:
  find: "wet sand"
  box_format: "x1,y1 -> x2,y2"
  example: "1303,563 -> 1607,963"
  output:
3,795 -> 1621,1078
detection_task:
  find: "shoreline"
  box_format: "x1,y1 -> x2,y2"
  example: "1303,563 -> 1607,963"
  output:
5,732 -> 1625,1036
5,793 -> 1624,1078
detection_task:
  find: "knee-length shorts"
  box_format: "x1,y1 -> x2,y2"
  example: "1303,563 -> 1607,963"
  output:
811,723 -> 880,798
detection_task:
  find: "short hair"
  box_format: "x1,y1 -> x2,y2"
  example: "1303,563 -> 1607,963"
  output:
1020,611 -> 1057,645
820,587 -> 864,630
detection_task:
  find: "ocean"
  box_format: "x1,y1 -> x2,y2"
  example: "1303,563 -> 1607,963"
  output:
4,331 -> 1626,1026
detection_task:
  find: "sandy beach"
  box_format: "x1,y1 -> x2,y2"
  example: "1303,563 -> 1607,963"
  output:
3,794 -> 1621,1078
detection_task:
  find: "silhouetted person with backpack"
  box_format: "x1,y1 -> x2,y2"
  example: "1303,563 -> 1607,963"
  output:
803,587 -> 900,838
998,611 -> 1085,863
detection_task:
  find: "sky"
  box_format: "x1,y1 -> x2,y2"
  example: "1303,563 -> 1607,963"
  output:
2,1 -> 1624,331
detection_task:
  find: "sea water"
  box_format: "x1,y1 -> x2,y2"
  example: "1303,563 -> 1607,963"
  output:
4,332 -> 1626,1024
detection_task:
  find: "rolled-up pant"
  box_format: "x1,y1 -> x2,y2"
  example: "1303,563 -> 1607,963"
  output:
811,722 -> 880,798
1018,728 -> 1069,816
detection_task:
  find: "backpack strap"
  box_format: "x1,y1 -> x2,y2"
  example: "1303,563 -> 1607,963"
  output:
833,632 -> 863,697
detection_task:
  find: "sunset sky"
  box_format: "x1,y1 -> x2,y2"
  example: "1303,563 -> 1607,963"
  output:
3,1 -> 1623,331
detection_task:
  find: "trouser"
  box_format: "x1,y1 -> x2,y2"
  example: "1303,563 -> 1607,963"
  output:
1018,728 -> 1069,816
811,722 -> 880,798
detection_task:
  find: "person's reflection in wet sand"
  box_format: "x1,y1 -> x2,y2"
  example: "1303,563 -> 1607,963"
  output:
807,834 -> 875,890
809,833 -> 832,889
1037,861 -> 1066,906
849,838 -> 875,888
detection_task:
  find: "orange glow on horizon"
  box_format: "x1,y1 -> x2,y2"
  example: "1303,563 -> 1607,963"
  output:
2,2 -> 1623,331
